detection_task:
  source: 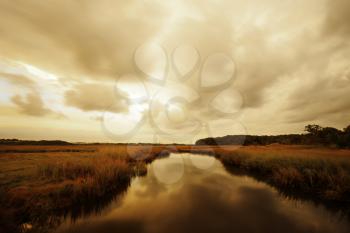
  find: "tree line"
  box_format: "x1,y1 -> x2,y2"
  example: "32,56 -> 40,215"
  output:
195,124 -> 350,148
0,139 -> 72,145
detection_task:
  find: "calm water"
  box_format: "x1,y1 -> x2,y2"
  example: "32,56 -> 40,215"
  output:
54,153 -> 350,233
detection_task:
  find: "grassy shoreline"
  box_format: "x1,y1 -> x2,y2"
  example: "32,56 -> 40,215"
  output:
177,145 -> 350,205
0,145 -> 169,233
1,144 -> 350,232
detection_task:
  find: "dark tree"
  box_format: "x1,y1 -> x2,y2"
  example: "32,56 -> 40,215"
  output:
344,125 -> 350,134
196,124 -> 350,148
304,124 -> 323,135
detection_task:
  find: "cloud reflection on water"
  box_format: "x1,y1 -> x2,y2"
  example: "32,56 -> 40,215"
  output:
56,154 -> 350,233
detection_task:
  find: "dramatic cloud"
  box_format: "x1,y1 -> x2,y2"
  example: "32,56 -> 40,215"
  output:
0,0 -> 349,141
11,92 -> 55,116
0,72 -> 36,89
64,83 -> 127,113
324,0 -> 350,37
0,0 -> 167,80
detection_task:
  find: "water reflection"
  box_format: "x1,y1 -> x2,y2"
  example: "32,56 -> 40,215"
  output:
152,153 -> 184,184
55,154 -> 350,233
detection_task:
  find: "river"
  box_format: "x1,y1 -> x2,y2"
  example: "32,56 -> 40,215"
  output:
54,153 -> 350,233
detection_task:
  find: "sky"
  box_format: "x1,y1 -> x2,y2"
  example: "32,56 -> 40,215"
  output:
0,0 -> 349,143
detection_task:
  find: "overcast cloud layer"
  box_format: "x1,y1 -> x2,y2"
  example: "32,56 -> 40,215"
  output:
0,0 -> 349,143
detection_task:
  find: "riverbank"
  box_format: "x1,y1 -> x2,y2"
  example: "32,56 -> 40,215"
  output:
0,144 -> 169,233
177,145 -> 350,206
1,144 -> 350,232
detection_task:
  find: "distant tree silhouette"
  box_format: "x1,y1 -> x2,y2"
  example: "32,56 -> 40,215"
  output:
344,125 -> 350,134
196,124 -> 350,148
0,139 -> 71,145
304,124 -> 323,135
343,125 -> 350,148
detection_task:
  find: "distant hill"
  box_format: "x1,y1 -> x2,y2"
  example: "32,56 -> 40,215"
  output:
195,124 -> 350,148
0,139 -> 72,145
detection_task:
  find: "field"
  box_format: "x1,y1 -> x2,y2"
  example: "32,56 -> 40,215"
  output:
0,144 -> 170,232
1,144 -> 350,232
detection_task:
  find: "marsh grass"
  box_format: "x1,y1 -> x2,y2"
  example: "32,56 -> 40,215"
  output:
222,153 -> 350,199
0,144 -> 168,233
179,145 -> 350,204
1,144 -> 350,232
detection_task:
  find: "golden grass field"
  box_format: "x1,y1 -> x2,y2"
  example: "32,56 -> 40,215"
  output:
0,144 -> 350,232
0,144 -> 170,232
185,145 -> 350,202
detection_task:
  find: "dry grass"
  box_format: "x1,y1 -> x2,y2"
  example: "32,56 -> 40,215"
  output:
177,145 -> 350,203
0,144 -> 169,233
1,144 -> 350,232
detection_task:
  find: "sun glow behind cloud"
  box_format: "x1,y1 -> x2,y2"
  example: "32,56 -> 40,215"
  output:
0,0 -> 349,142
